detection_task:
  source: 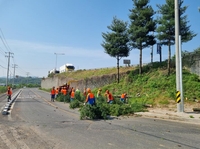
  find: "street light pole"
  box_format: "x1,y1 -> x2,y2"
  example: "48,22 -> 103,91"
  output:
54,53 -> 65,71
175,0 -> 183,112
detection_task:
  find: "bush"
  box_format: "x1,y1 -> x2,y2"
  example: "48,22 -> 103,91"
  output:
109,104 -> 121,116
69,100 -> 80,109
79,95 -> 144,120
131,102 -> 146,112
75,92 -> 84,102
56,94 -> 70,103
80,104 -> 100,120
119,104 -> 134,115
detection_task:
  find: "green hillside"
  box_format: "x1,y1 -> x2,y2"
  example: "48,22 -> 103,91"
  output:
93,63 -> 200,108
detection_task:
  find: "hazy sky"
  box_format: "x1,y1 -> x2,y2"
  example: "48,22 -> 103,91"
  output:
0,0 -> 199,78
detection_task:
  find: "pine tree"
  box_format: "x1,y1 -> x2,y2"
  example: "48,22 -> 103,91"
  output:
129,0 -> 156,74
101,17 -> 130,83
156,0 -> 197,75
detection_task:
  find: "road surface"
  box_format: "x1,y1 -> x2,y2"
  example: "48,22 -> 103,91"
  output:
0,88 -> 200,149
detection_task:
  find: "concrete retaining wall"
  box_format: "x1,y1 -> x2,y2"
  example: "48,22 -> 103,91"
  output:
41,71 -> 129,92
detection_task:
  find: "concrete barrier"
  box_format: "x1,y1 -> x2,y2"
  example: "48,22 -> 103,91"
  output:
1,90 -> 22,115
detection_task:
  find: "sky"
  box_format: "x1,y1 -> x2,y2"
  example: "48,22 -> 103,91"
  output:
0,0 -> 199,78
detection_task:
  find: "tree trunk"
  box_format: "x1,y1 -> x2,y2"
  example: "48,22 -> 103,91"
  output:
139,48 -> 142,74
117,56 -> 120,83
168,42 -> 171,75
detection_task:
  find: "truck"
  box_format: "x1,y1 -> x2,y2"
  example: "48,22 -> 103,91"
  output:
59,63 -> 75,73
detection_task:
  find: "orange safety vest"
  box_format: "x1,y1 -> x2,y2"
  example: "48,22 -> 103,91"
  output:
62,89 -> 67,95
121,93 -> 125,98
85,93 -> 95,105
7,89 -> 12,95
71,91 -> 75,98
55,89 -> 59,94
51,89 -> 56,95
108,93 -> 113,100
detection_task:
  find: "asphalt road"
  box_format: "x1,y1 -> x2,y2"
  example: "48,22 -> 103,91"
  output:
0,88 -> 200,149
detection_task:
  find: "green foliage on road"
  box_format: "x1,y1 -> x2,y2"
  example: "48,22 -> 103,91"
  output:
56,93 -> 70,103
69,100 -> 80,109
80,95 -> 146,120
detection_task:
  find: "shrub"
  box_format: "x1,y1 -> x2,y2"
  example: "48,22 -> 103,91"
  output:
56,94 -> 70,103
80,104 -> 100,120
69,100 -> 80,109
79,92 -> 147,120
109,104 -> 121,116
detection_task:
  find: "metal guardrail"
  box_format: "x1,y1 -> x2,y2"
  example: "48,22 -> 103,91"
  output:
1,90 -> 22,115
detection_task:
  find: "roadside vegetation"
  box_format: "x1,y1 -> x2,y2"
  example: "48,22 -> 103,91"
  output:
51,66 -> 135,80
42,60 -> 200,120
0,86 -> 7,94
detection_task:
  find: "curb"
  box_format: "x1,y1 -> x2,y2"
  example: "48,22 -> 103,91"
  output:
1,90 -> 22,115
135,111 -> 200,125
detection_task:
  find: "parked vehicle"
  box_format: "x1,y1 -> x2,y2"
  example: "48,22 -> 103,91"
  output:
59,63 -> 75,73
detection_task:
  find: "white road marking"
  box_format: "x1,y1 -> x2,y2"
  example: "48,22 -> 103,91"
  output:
0,125 -> 17,149
10,127 -> 30,149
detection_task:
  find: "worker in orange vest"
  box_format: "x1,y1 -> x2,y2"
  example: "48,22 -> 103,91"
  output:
70,88 -> 75,102
105,90 -> 113,104
120,92 -> 127,103
55,87 -> 59,99
7,86 -> 12,102
84,88 -> 95,105
51,86 -> 56,102
62,87 -> 67,103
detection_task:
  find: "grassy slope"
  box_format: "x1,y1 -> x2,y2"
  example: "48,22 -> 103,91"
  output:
102,67 -> 200,108
54,66 -> 136,80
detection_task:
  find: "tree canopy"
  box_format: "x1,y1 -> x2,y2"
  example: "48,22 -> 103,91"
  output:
129,0 -> 156,74
101,17 -> 130,82
156,0 -> 197,75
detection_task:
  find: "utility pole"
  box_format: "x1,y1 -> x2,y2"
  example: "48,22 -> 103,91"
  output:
26,72 -> 29,85
151,45 -> 153,64
5,52 -> 14,86
175,0 -> 183,112
12,64 -> 18,85
54,53 -> 65,71
150,32 -> 154,64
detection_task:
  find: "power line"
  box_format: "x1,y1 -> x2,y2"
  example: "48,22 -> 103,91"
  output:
5,52 -> 14,86
0,35 -> 10,52
0,46 -> 6,55
0,65 -> 7,69
0,28 -> 13,52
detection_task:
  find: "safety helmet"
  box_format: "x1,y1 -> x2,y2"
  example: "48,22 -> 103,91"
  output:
87,88 -> 91,93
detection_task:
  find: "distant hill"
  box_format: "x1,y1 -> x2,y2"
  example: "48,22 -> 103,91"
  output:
0,77 -> 42,85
